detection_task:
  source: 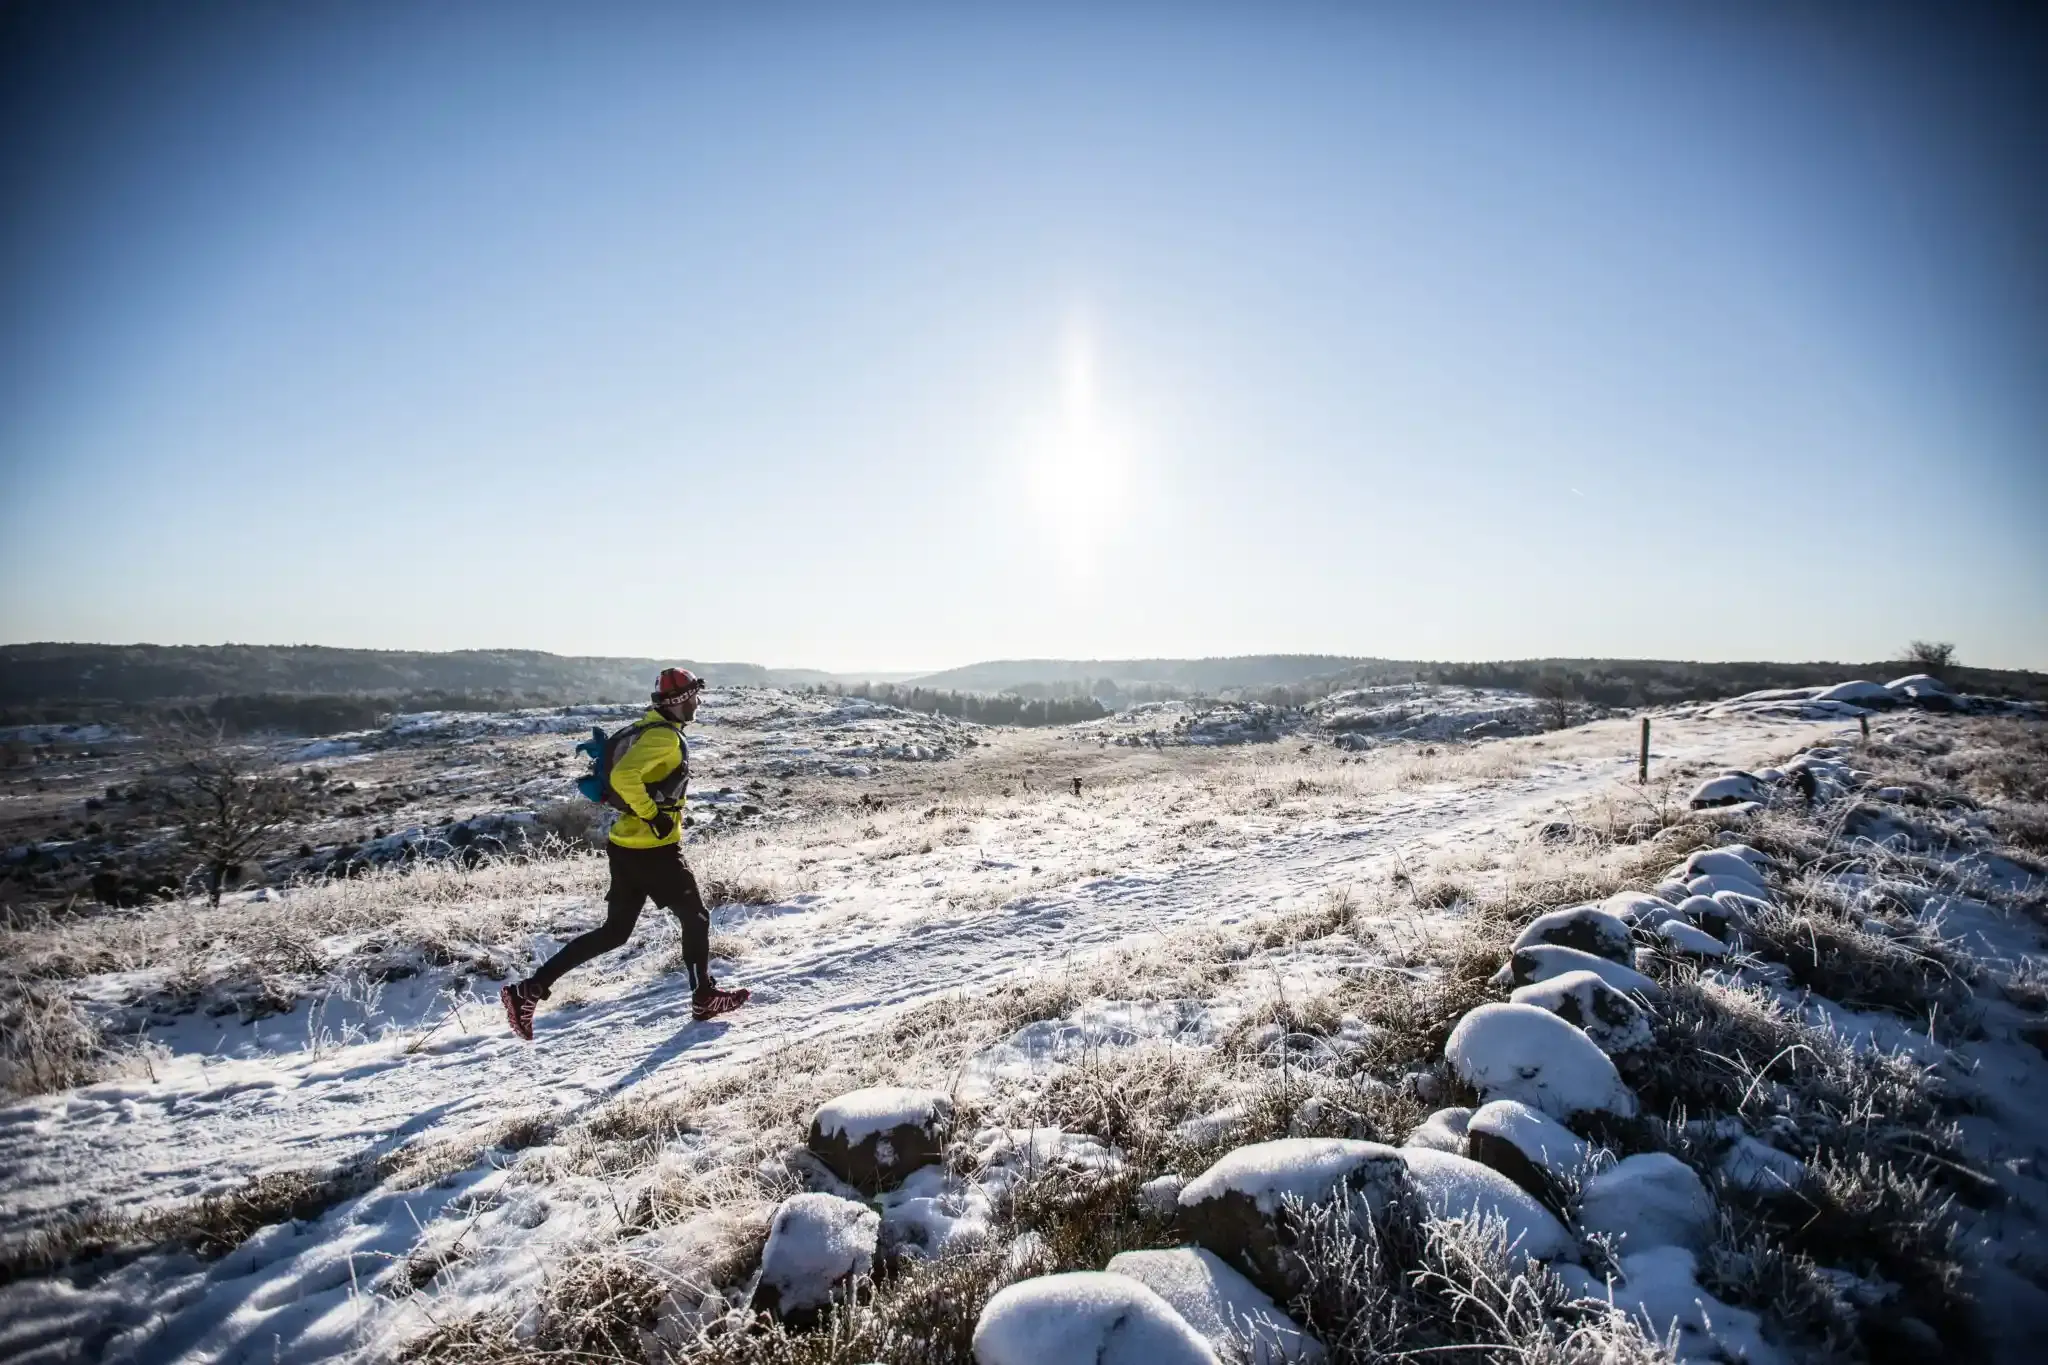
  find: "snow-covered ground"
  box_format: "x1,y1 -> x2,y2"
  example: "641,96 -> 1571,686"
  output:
5,699 -> 2039,1363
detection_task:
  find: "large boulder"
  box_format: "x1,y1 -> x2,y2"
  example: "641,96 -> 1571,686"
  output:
1402,1147 -> 1580,1262
1177,1139 -> 1406,1299
1576,1153 -> 1714,1254
807,1087 -> 953,1194
1494,944 -> 1663,999
973,1271 -> 1220,1365
1508,971 -> 1654,1055
1464,1099 -> 1594,1205
1509,906 -> 1634,965
1105,1247 -> 1325,1365
752,1193 -> 879,1322
1446,1004 -> 1637,1121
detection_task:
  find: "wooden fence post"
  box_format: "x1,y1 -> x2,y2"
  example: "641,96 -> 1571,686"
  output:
1639,717 -> 1651,785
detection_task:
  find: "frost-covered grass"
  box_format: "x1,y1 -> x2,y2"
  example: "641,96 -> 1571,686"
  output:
402,719 -> 2037,1362
7,712 -> 2044,1363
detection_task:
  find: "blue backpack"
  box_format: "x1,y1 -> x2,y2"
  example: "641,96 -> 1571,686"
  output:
574,720 -> 675,811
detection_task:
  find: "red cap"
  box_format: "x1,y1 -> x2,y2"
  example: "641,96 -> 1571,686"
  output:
654,667 -> 704,702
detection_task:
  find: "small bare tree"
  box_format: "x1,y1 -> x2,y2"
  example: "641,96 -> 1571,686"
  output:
1903,640 -> 1957,680
153,717 -> 305,907
1530,671 -> 1576,731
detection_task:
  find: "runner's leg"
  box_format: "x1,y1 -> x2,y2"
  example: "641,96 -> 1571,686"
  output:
651,850 -> 712,991
527,846 -> 649,994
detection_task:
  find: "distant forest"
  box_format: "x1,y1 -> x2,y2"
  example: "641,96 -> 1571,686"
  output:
3,643 -> 2041,736
812,681 -> 1108,727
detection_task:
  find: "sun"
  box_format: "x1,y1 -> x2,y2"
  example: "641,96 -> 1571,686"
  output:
1025,316 -> 1132,577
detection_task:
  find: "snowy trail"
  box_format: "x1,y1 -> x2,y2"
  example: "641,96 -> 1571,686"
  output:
0,715 -> 1834,1238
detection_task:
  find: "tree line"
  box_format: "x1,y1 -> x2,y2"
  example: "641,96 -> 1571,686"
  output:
806,682 -> 1108,727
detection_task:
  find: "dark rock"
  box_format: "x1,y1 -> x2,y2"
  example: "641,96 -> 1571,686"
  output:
1510,906 -> 1634,965
805,1088 -> 953,1194
1175,1138 -> 1405,1301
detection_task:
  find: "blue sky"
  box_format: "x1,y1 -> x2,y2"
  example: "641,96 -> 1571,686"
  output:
3,1 -> 2043,671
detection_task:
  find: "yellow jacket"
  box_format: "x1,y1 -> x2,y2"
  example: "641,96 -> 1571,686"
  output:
607,709 -> 688,848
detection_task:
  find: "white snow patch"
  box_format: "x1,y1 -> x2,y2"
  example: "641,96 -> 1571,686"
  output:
1577,1153 -> 1715,1254
1614,1246 -> 1787,1365
1718,1137 -> 1806,1195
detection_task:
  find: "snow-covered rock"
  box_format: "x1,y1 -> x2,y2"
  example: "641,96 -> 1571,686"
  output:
1653,878 -> 1695,907
1813,680 -> 1894,706
972,1271 -> 1221,1365
1686,873 -> 1768,900
753,1193 -> 879,1319
1683,849 -> 1768,888
1405,1107 -> 1473,1154
1177,1139 -> 1406,1299
1180,1138 -> 1407,1217
1719,1137 -> 1805,1195
1604,891 -> 1680,929
1577,1153 -> 1714,1254
1510,906 -> 1635,965
808,1087 -> 953,1193
1651,920 -> 1728,957
1706,891 -> 1767,938
1106,1247 -> 1325,1365
1689,773 -> 1766,808
1402,1147 -> 1579,1262
1707,841 -> 1771,869
1446,1004 -> 1637,1120
1495,944 -> 1663,999
1613,1246 -> 1787,1364
1508,970 -> 1654,1055
1885,672 -> 1951,697
1464,1099 -> 1594,1201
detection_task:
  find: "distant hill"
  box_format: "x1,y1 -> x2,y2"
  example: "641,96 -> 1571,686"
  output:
0,643 -> 820,708
5,643 -> 2040,722
906,655 -> 1371,693
903,653 -> 2048,708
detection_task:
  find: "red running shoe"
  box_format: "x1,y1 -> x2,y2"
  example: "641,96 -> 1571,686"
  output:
692,984 -> 750,1022
501,981 -> 542,1041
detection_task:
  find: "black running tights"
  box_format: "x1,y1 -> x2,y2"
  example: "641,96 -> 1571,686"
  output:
529,842 -> 710,993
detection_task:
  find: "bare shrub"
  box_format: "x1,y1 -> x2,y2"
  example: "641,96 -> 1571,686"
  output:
0,981 -> 105,1098
152,717 -> 308,906
1287,1191 -> 1665,1363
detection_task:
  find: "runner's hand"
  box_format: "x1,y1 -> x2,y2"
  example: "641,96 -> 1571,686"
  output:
650,811 -> 676,839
